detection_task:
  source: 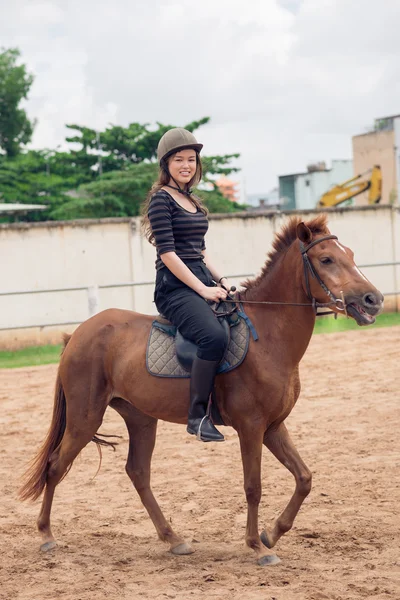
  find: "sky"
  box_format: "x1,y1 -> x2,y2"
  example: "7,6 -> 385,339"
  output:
1,0 -> 400,197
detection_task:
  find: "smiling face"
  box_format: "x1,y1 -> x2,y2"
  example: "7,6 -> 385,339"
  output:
297,223 -> 384,326
167,149 -> 198,188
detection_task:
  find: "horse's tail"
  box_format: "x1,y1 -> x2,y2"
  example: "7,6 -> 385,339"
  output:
19,334 -> 72,502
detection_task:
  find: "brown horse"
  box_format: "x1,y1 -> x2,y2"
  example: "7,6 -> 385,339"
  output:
20,215 -> 383,566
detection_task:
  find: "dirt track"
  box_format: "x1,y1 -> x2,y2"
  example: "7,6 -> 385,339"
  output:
1,326 -> 399,600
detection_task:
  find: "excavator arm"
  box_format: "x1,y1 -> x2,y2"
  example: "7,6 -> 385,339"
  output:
318,165 -> 382,207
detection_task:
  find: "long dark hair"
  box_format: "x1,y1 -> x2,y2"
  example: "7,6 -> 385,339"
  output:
141,152 -> 207,246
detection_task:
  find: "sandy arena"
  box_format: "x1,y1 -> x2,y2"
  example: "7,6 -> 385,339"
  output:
0,326 -> 399,600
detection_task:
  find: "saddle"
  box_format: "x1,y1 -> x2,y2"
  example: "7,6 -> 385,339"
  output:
156,301 -> 238,372
146,300 -> 254,379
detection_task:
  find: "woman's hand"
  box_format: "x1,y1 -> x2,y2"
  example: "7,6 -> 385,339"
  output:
219,278 -> 232,293
200,285 -> 228,302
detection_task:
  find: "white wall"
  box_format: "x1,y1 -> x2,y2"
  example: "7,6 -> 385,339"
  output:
295,160 -> 354,210
0,219 -> 135,329
394,117 -> 400,205
0,206 -> 398,349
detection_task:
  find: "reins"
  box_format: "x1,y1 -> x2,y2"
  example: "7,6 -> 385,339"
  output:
221,235 -> 346,316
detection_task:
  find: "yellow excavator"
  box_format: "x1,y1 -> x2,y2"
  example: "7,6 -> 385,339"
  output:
318,165 -> 382,207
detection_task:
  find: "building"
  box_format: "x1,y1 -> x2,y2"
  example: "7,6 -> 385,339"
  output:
352,114 -> 400,205
246,188 -> 280,209
215,177 -> 240,203
278,160 -> 353,210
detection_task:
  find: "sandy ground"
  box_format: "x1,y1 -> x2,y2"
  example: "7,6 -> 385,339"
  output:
0,326 -> 399,600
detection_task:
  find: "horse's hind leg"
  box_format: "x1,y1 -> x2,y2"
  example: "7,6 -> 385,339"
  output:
111,398 -> 193,555
261,422 -> 312,549
37,409 -> 105,552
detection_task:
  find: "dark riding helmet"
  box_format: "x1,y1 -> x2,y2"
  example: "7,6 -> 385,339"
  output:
157,128 -> 203,164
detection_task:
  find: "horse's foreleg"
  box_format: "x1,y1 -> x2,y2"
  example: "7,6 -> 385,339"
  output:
238,425 -> 281,566
261,422 -> 312,549
111,399 -> 193,556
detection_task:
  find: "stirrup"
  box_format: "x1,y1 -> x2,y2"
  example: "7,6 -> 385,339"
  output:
196,416 -> 207,441
193,416 -> 225,442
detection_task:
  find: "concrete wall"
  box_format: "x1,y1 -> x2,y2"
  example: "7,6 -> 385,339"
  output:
352,129 -> 396,205
0,206 -> 398,349
394,118 -> 400,205
294,160 -> 353,210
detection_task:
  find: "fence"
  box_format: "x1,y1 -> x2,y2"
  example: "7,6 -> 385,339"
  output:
1,206 -> 398,348
0,263 -> 398,332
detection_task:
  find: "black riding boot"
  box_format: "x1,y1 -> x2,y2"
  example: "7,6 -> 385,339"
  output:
187,356 -> 225,442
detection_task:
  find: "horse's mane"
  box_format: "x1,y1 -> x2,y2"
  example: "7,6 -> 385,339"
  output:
242,214 -> 329,293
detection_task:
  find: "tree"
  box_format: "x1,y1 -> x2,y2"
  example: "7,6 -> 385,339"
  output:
51,160 -> 242,221
63,117 -> 211,171
0,150 -> 74,221
51,118 -> 241,219
0,48 -> 35,157
0,114 -> 242,221
50,162 -> 157,220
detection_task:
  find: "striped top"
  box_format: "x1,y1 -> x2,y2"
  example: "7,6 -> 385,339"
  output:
148,190 -> 208,270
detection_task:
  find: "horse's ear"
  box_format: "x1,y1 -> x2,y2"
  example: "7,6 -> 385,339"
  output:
297,222 -> 313,244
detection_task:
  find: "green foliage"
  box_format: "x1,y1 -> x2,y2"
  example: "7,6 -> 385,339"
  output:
51,162 -> 158,220
200,188 -> 243,213
54,168 -> 243,221
202,154 -> 240,177
0,48 -> 242,220
39,118 -> 242,221
0,344 -> 63,368
56,142 -> 242,219
1,80 -> 242,220
200,152 -> 242,213
313,312 -> 400,334
63,117 -> 211,171
0,150 -> 75,221
0,48 -> 35,157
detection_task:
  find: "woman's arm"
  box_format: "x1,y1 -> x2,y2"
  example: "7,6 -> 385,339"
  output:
148,193 -> 227,301
161,252 -> 228,302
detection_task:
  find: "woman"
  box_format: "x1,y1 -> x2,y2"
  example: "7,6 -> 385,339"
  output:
142,128 -> 230,442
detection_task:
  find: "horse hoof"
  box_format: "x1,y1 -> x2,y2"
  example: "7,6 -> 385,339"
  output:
260,529 -> 273,549
171,542 -> 194,556
257,554 -> 281,567
40,541 -> 57,552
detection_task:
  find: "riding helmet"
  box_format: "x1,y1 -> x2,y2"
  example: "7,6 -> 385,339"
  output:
157,128 -> 203,164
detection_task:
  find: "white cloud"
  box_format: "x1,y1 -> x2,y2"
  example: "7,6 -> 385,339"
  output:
1,0 -> 399,193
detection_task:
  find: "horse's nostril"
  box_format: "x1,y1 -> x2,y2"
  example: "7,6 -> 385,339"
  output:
363,293 -> 377,306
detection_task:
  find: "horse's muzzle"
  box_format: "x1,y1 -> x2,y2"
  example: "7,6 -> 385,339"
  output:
344,290 -> 384,326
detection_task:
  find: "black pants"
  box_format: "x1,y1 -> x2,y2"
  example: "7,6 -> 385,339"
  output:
154,260 -> 226,362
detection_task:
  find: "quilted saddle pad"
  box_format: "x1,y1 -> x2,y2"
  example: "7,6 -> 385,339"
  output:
146,315 -> 250,378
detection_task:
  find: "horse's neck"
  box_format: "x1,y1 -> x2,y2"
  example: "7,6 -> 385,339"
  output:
243,245 -> 316,364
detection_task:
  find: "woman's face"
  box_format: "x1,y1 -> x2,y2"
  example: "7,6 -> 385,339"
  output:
168,149 -> 197,187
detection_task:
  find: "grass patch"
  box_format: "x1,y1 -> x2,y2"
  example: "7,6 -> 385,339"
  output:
0,313 -> 399,368
0,344 -> 62,369
314,311 -> 400,334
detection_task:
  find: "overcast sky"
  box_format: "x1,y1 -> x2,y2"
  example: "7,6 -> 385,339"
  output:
1,0 -> 399,196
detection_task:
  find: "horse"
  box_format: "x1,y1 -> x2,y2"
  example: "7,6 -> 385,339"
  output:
20,215 -> 383,566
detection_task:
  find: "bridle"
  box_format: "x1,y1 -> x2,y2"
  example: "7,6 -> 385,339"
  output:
222,234 -> 347,315
299,235 -> 347,315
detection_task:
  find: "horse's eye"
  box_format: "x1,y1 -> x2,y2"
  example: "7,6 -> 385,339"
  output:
320,257 -> 333,265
